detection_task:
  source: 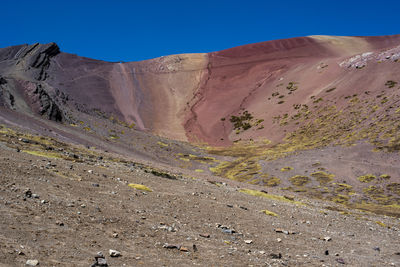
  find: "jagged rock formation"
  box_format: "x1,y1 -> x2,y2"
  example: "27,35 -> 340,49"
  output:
0,43 -> 66,122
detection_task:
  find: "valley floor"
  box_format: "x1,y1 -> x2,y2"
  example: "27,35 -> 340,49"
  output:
1,136 -> 400,266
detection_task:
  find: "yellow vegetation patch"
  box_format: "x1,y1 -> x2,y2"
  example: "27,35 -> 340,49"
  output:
386,183 -> 400,195
331,194 -> 350,204
363,185 -> 384,195
375,221 -> 387,227
194,169 -> 204,173
23,150 -> 63,159
128,183 -> 152,192
280,166 -> 293,172
179,154 -> 216,164
289,175 -> 310,186
379,174 -> 391,179
157,141 -> 169,147
311,171 -> 335,184
260,175 -> 281,187
209,156 -> 261,182
261,209 -> 278,217
350,203 -> 400,218
358,174 -> 376,183
209,161 -> 231,175
239,188 -> 304,205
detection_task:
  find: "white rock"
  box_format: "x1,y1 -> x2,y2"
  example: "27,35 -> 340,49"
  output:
244,240 -> 253,244
109,249 -> 121,257
26,259 -> 39,266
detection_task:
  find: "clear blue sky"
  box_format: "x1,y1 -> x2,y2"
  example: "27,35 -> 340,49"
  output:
2,0 -> 399,62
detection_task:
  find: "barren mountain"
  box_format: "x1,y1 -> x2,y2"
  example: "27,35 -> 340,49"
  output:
0,35 -> 400,266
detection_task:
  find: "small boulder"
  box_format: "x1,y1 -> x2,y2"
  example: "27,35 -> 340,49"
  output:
336,258 -> 346,264
109,249 -> 121,257
323,236 -> 332,242
26,259 -> 39,266
179,247 -> 189,252
199,233 -> 210,238
91,251 -> 108,267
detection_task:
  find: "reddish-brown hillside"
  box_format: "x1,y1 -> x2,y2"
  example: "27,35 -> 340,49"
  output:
1,35 -> 399,147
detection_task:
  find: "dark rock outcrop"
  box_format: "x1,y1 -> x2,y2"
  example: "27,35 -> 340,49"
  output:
0,43 -> 65,122
0,77 -> 15,109
26,83 -> 64,122
15,42 -> 60,80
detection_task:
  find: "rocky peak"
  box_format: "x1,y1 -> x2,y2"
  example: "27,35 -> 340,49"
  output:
14,42 -> 60,80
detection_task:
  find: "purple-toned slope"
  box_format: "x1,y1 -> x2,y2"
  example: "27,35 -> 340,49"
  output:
0,35 -> 400,147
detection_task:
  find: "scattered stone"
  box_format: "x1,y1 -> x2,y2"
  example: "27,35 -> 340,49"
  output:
227,204 -> 234,208
244,240 -> 253,244
199,233 -> 210,238
88,170 -> 93,174
163,243 -> 180,249
323,236 -> 332,242
222,228 -> 235,234
239,206 -> 248,210
97,258 -> 108,267
32,194 -> 39,199
24,189 -> 32,198
109,249 -> 121,257
91,252 -> 108,267
179,246 -> 189,252
218,225 -> 236,234
92,183 -> 100,187
373,247 -> 380,252
112,233 -> 118,238
274,228 -> 296,235
269,253 -> 282,259
193,244 -> 198,252
277,238 -> 282,242
336,258 -> 346,264
56,221 -> 64,226
325,250 -> 329,255
26,259 -> 39,266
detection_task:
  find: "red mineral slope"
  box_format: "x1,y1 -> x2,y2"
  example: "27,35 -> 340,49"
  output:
184,35 -> 400,145
0,35 -> 399,147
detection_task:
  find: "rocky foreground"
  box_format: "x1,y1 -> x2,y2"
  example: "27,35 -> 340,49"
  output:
0,128 -> 399,267
1,35 -> 400,266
